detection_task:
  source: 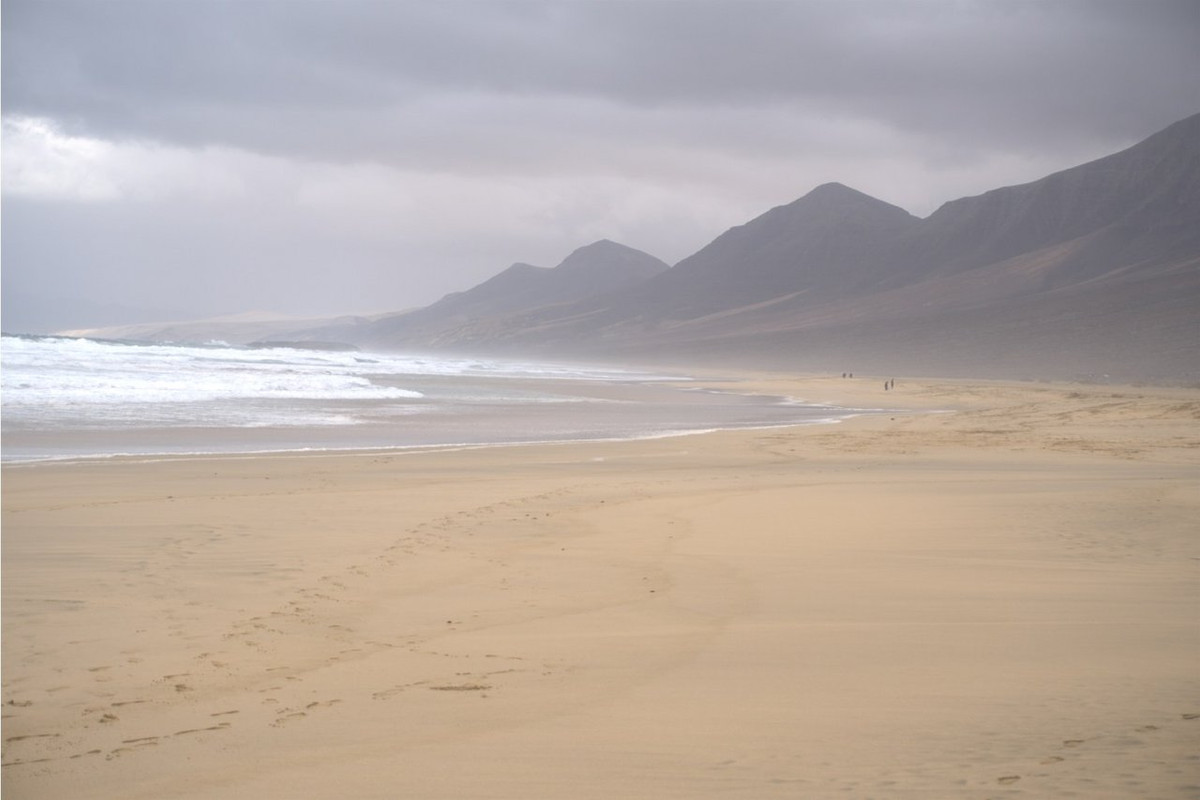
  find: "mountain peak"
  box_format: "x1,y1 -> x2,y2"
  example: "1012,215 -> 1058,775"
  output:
804,181 -> 862,199
795,182 -> 913,215
743,182 -> 916,237
554,240 -> 669,277
558,239 -> 640,263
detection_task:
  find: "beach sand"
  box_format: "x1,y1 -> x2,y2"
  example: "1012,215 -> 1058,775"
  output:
3,375 -> 1198,798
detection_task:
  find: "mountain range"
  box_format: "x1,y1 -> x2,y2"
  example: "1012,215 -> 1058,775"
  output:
65,113 -> 1200,382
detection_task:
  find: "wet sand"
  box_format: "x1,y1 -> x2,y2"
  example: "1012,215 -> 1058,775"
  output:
3,374 -> 1198,798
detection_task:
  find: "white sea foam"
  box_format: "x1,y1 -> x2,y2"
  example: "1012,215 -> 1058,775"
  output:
0,335 -> 677,433
2,336 -> 423,406
0,334 -> 868,461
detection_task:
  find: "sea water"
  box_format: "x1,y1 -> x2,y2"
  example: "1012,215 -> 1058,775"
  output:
1,334 -> 856,462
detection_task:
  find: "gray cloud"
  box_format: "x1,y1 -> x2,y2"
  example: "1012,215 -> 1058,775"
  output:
8,0 -> 1198,158
3,0 -> 1198,330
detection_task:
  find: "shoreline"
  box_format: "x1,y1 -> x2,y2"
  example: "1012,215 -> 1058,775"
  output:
4,373 -> 1198,798
0,420 -> 842,467
0,414 -> 863,467
1,370 -> 889,465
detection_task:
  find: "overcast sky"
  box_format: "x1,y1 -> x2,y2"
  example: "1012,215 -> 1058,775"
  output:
3,0 -> 1198,331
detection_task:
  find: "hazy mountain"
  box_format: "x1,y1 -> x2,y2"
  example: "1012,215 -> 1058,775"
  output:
885,111 -> 1200,297
55,240 -> 669,349
349,184 -> 921,352
65,113 -> 1200,382
615,183 -> 920,319
358,239 -> 669,348
352,112 -> 1198,381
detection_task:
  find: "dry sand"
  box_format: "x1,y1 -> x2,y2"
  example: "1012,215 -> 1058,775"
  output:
3,375 -> 1198,798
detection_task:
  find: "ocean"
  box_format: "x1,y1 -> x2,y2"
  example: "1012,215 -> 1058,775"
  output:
1,334 -> 860,462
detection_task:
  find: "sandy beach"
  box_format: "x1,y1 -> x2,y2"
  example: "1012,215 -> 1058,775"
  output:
3,374 -> 1198,798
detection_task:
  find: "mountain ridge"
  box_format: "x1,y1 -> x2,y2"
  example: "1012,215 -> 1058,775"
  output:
357,112 -> 1199,381
64,113 -> 1200,381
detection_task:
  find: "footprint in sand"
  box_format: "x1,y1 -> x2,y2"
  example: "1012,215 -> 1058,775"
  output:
5,733 -> 60,743
429,683 -> 491,692
120,736 -> 159,745
270,711 -> 307,727
67,749 -> 105,760
372,681 -> 429,700
172,724 -> 230,736
305,699 -> 343,710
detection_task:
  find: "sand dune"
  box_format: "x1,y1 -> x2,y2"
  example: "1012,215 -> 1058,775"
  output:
3,375 -> 1198,798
